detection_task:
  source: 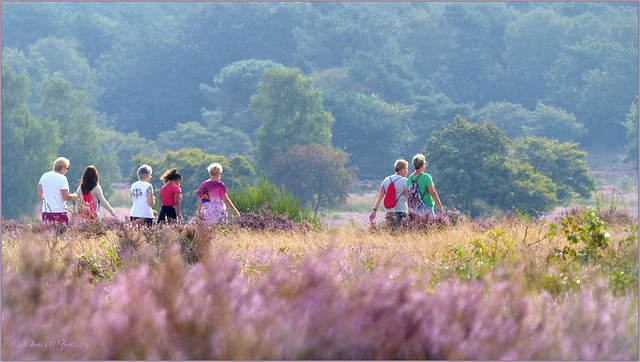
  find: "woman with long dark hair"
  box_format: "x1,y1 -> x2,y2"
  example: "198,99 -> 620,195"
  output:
75,165 -> 116,219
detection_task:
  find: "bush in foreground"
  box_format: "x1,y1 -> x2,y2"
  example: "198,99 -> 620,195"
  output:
2,234 -> 638,360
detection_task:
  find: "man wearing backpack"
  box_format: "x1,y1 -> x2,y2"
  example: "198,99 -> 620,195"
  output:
369,159 -> 410,226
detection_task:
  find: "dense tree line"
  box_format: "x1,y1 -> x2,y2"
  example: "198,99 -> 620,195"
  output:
2,2 -> 637,220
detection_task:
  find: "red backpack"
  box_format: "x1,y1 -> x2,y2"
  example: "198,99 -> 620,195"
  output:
383,176 -> 402,209
79,191 -> 98,219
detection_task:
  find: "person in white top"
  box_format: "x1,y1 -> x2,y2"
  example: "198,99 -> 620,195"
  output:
130,164 -> 157,226
37,157 -> 78,225
369,159 -> 410,226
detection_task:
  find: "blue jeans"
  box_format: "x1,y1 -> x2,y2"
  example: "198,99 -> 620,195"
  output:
416,202 -> 435,215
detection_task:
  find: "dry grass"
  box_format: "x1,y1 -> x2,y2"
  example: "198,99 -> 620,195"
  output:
2,210 -> 638,359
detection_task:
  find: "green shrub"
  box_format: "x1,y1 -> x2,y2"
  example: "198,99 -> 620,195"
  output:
229,177 -> 321,228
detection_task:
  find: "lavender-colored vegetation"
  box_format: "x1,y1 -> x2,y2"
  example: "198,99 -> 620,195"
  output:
2,210 -> 638,360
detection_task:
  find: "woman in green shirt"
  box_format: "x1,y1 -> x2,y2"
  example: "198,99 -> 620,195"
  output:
408,154 -> 443,215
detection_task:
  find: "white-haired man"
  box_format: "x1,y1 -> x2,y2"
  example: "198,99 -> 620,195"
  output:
37,157 -> 78,225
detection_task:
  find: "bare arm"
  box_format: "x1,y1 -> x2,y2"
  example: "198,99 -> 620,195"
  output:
427,183 -> 443,213
61,189 -> 77,202
174,192 -> 182,220
147,193 -> 155,208
94,185 -> 116,216
38,184 -> 44,200
221,193 -> 240,217
369,185 -> 386,223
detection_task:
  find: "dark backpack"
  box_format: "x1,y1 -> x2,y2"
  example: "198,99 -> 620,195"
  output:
383,176 -> 402,209
408,174 -> 428,210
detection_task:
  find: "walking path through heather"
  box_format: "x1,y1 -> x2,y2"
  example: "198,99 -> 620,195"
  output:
322,212 -> 372,227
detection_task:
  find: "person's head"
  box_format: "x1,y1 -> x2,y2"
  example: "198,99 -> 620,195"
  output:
394,159 -> 409,175
137,164 -> 153,180
53,157 -> 70,173
81,165 -> 99,195
412,154 -> 427,170
207,163 -> 223,178
160,168 -> 182,184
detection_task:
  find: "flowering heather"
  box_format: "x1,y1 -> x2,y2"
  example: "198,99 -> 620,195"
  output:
230,206 -> 313,232
1,210 -> 637,359
373,208 -> 466,233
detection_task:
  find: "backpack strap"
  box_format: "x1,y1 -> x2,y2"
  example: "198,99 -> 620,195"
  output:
413,174 -> 429,200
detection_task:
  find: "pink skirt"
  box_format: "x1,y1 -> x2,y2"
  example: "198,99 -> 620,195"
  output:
202,201 -> 228,224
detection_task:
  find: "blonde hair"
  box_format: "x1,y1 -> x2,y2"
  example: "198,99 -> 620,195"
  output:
53,157 -> 70,171
394,159 -> 408,172
412,154 -> 426,170
207,163 -> 223,176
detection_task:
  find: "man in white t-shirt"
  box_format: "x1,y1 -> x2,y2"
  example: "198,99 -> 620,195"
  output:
38,157 -> 78,225
369,159 -> 410,226
130,164 -> 157,226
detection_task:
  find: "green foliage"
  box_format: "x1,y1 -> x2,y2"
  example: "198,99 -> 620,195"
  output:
427,116 -> 598,216
426,116 -> 525,216
622,98 -> 638,170
101,129 -> 160,181
228,177 -> 320,227
1,64 -> 60,221
407,93 -> 474,155
250,67 -> 334,176
542,208 -> 614,295
477,101 -> 534,139
511,137 -> 595,200
547,208 -> 610,262
270,143 -> 356,215
131,149 -> 255,217
200,59 -> 284,145
157,121 -> 252,158
1,2 -> 637,174
478,102 -> 586,142
525,103 -> 586,142
323,90 -> 413,179
504,162 -> 558,216
2,36 -> 101,110
199,113 -> 254,156
442,227 -> 517,280
608,226 -> 639,296
545,24 -> 638,147
38,76 -> 119,197
502,8 -> 569,109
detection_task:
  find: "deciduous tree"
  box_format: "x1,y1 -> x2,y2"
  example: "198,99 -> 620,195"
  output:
1,64 -> 60,220
250,67 -> 333,177
511,137 -> 595,200
271,144 -> 355,215
426,115 -> 559,216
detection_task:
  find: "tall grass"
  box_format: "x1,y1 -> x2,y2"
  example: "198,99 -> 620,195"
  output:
1,208 -> 638,359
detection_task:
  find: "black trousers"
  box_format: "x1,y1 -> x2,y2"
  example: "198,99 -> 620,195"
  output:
130,216 -> 153,226
158,205 -> 177,223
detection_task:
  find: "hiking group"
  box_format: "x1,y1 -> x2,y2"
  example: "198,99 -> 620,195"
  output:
369,154 -> 443,226
37,157 -> 240,227
38,154 -> 442,228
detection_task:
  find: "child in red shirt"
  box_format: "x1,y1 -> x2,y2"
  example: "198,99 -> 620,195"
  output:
158,168 -> 182,223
